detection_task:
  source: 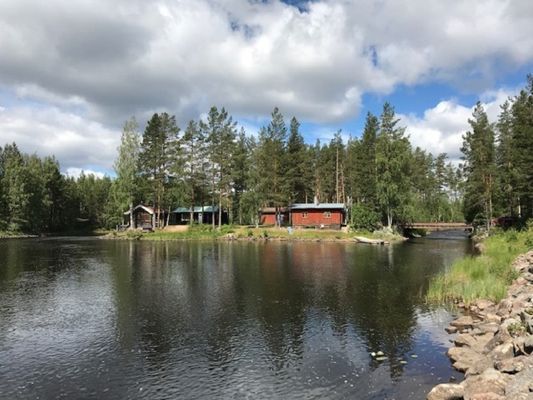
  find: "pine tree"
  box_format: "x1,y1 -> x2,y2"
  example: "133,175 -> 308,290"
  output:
138,113 -> 179,227
510,76 -> 533,219
232,128 -> 251,224
255,107 -> 287,226
201,106 -> 237,228
375,103 -> 412,229
285,117 -> 306,203
461,102 -> 496,229
114,117 -> 141,228
496,100 -> 516,217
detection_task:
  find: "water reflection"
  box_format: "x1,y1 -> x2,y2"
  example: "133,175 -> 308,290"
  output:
0,235 -> 470,399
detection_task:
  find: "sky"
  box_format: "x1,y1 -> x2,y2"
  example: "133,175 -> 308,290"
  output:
0,0 -> 532,177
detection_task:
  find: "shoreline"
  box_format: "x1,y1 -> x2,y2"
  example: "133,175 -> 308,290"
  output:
101,226 -> 408,244
427,250 -> 533,400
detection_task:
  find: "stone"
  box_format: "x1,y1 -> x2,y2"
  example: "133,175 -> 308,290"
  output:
520,310 -> 533,334
469,393 -> 505,400
476,299 -> 495,311
490,341 -> 515,362
427,383 -> 464,400
496,299 -> 513,317
451,316 -> 475,330
504,367 -> 533,399
455,333 -> 477,348
494,355 -> 530,373
462,368 -> 509,399
484,327 -> 513,352
484,314 -> 502,324
445,325 -> 458,334
476,322 -> 500,335
448,347 -> 489,374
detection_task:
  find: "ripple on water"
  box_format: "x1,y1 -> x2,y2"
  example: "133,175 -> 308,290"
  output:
0,237 -> 471,399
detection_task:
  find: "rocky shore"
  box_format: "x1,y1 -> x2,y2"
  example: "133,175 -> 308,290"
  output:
428,250 -> 533,400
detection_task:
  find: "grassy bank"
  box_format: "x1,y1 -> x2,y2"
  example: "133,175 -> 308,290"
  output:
0,230 -> 39,239
108,224 -> 404,242
427,228 -> 533,304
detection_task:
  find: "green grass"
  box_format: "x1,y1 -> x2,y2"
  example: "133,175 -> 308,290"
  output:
427,228 -> 533,305
109,225 -> 405,242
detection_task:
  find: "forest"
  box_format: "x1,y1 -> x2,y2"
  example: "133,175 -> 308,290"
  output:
0,75 -> 532,234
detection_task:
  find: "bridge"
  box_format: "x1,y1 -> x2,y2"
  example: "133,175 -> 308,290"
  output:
403,222 -> 473,232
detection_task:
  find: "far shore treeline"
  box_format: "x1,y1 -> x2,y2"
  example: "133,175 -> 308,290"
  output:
0,75 -> 532,234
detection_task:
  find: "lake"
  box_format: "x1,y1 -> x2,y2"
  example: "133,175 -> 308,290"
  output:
0,233 -> 471,399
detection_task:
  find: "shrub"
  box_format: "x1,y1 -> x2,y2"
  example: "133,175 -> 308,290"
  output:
350,204 -> 380,232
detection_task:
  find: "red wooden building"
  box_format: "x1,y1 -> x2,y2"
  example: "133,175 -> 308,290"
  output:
259,207 -> 289,226
290,202 -> 345,229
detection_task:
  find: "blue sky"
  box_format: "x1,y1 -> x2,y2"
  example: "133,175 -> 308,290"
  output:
0,0 -> 532,176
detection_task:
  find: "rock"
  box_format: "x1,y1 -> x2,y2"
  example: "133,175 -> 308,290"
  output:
484,326 -> 513,352
427,383 -> 464,400
520,310 -> 533,334
455,333 -> 477,348
455,332 -> 494,354
451,316 -> 475,330
446,325 -> 458,334
476,322 -> 500,335
462,368 -> 509,399
504,366 -> 533,399
494,355 -> 530,373
484,314 -> 503,324
490,341 -> 515,362
448,347 -> 489,374
496,299 -> 513,317
476,299 -> 495,311
469,393 -> 505,400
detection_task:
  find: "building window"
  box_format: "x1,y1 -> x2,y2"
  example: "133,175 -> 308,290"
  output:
302,212 -> 308,218
324,211 -> 331,218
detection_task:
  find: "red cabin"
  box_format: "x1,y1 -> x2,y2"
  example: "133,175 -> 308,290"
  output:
259,207 -> 289,226
290,202 -> 345,229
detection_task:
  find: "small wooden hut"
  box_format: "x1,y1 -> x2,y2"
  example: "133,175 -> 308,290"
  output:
290,201 -> 345,229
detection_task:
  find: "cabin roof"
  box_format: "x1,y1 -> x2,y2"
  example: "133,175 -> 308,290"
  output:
290,203 -> 345,210
173,206 -> 219,213
123,204 -> 154,215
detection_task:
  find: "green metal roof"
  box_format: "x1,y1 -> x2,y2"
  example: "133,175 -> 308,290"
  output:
173,206 -> 219,213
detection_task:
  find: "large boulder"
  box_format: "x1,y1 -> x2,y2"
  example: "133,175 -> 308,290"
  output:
427,383 -> 464,400
462,368 -> 509,399
451,316 -> 476,330
448,346 -> 490,374
503,366 -> 533,399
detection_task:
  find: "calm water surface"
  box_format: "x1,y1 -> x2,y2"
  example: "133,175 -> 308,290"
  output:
0,233 -> 471,399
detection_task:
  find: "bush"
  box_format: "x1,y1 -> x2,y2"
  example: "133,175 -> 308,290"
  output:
350,204 -> 380,231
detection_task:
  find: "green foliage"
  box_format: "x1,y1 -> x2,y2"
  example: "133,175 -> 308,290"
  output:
427,228 -> 533,304
350,204 -> 380,231
375,103 -> 413,228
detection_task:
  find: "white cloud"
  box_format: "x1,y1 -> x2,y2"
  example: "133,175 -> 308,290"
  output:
401,87 -> 519,162
65,167 -> 106,179
0,0 -> 532,125
0,105 -> 119,171
0,0 -> 532,171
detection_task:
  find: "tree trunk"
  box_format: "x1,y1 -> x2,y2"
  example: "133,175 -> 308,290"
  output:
218,194 -> 222,229
129,202 -> 133,229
